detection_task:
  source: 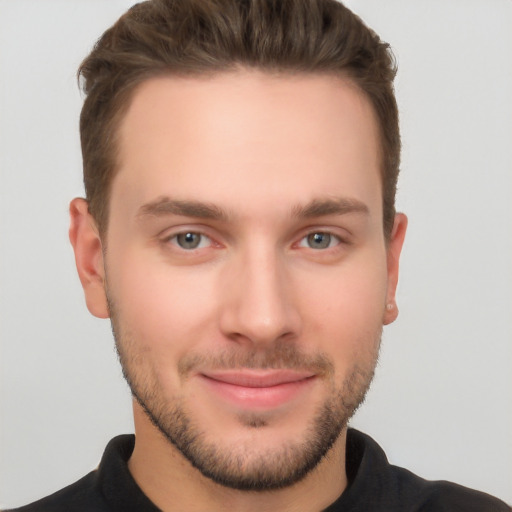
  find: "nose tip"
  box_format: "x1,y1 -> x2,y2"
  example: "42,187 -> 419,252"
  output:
222,290 -> 300,347
218,255 -> 301,347
235,310 -> 295,346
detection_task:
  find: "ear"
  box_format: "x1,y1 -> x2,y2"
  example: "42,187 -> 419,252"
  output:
383,213 -> 408,325
69,198 -> 110,319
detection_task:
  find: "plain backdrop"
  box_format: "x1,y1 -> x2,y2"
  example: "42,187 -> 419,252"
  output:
1,0 -> 511,508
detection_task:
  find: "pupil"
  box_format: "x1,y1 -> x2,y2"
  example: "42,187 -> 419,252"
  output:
308,232 -> 330,249
178,232 -> 200,249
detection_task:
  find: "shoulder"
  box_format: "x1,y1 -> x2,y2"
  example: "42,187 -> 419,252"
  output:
342,429 -> 511,511
3,471 -> 109,512
4,435 -> 137,512
389,464 -> 511,511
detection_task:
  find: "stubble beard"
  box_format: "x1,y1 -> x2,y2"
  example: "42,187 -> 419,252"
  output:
109,304 -> 380,491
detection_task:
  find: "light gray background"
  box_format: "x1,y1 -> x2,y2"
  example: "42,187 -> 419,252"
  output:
1,0 -> 511,508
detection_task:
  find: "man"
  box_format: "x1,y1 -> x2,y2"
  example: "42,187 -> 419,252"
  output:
6,0 -> 510,510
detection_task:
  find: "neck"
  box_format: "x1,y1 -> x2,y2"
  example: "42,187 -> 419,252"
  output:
128,402 -> 348,512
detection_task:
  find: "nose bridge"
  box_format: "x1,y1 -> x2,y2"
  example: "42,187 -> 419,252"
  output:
219,240 -> 300,345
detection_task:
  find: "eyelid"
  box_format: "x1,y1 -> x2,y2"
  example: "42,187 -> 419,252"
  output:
294,225 -> 351,245
297,231 -> 342,249
159,225 -> 220,250
169,232 -> 212,250
157,224 -> 352,251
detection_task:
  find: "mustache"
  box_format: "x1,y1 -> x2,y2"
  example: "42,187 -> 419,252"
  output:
178,340 -> 334,378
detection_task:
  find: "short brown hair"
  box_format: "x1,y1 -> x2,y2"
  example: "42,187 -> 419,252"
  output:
78,0 -> 399,238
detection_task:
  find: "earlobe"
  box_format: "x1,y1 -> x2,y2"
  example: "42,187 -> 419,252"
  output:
383,213 -> 408,325
69,198 -> 110,319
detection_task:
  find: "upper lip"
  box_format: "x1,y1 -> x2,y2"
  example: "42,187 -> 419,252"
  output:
200,370 -> 316,388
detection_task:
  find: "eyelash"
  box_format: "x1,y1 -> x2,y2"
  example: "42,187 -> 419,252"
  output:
163,229 -> 347,252
297,232 -> 343,250
164,231 -> 214,250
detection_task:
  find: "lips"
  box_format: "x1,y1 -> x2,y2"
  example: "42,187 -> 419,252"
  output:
203,369 -> 315,387
198,369 -> 316,409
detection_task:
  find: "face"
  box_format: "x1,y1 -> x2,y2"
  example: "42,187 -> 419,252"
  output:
70,70 -> 406,491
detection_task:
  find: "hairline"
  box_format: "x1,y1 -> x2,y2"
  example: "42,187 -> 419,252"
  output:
90,66 -> 387,241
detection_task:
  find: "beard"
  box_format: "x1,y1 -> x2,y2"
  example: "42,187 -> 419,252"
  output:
109,300 -> 380,491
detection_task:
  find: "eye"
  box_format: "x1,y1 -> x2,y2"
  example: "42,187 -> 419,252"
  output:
299,232 -> 340,250
170,232 -> 211,250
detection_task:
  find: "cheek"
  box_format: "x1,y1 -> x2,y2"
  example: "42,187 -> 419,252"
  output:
105,248 -> 219,359
298,254 -> 387,368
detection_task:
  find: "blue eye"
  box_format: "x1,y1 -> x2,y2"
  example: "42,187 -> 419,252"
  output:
300,232 -> 339,250
172,232 -> 210,250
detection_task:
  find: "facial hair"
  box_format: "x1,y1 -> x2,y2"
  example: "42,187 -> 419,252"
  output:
109,299 -> 380,491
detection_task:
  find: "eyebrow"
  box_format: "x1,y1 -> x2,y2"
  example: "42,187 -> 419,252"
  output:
292,197 -> 369,218
137,198 -> 228,221
137,196 -> 369,222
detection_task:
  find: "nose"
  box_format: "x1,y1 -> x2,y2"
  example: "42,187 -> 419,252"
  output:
218,246 -> 301,348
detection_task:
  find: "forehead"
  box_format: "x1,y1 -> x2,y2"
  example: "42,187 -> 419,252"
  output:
112,70 -> 382,223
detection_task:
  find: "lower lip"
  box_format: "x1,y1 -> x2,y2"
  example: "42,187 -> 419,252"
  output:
199,375 -> 316,410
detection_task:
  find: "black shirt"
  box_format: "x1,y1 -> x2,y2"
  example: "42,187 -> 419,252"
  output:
7,429 -> 510,511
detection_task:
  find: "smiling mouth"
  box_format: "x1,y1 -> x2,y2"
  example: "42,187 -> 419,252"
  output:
198,369 -> 317,409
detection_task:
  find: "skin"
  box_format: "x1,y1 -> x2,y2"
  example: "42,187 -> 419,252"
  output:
69,70 -> 407,512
